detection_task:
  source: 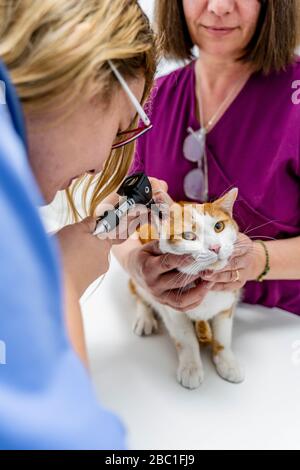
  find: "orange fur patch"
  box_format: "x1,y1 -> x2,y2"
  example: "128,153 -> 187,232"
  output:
195,321 -> 213,344
203,201 -> 239,232
219,307 -> 234,318
128,279 -> 147,306
129,278 -> 137,296
212,340 -> 225,357
137,223 -> 159,245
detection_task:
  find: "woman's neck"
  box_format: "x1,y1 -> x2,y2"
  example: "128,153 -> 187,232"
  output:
197,53 -> 253,93
194,53 -> 254,129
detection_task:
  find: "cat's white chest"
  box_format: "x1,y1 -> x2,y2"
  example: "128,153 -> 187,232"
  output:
135,283 -> 237,323
185,290 -> 236,321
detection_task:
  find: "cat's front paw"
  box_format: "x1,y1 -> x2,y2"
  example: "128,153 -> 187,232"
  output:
177,362 -> 204,390
213,350 -> 245,384
133,312 -> 158,337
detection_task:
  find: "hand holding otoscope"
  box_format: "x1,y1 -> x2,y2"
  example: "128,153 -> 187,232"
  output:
94,173 -> 169,239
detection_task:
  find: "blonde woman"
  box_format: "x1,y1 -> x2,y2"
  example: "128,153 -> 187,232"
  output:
0,0 -> 163,449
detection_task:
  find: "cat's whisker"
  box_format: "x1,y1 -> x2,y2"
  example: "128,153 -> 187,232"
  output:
243,223 -> 252,234
235,234 -> 277,243
165,262 -> 203,300
176,271 -> 198,302
165,272 -> 193,302
243,219 -> 279,235
233,236 -> 277,249
177,272 -> 196,288
160,253 -> 171,268
165,266 -> 196,291
167,271 -> 190,288
177,276 -> 200,300
233,242 -> 252,249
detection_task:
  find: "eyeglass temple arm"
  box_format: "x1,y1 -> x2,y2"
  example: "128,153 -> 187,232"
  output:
108,60 -> 150,127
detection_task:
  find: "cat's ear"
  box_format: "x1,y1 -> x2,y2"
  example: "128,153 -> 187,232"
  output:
214,188 -> 238,216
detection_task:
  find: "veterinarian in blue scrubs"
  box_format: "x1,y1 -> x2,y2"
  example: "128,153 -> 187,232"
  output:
0,60 -> 129,451
0,0 -> 158,450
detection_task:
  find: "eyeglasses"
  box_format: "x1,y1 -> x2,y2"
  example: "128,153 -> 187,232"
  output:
183,127 -> 209,201
109,60 -> 153,149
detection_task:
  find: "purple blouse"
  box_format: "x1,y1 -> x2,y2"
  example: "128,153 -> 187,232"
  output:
130,59 -> 300,316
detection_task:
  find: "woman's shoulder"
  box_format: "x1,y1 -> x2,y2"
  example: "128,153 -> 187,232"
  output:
276,55 -> 300,83
286,54 -> 300,77
156,61 -> 195,89
258,55 -> 300,90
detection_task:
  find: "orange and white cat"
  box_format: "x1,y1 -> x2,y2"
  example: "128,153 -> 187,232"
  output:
129,188 -> 244,389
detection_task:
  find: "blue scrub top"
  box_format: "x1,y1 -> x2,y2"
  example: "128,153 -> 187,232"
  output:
0,62 -> 126,450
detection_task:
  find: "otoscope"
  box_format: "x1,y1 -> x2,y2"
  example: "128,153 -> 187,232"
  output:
94,172 -> 159,236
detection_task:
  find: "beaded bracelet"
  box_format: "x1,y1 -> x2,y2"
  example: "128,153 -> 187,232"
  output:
255,240 -> 270,282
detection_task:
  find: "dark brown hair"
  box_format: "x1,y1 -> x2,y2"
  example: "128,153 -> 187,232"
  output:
155,0 -> 300,74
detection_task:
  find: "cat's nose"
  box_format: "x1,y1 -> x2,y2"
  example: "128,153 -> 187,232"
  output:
209,244 -> 221,254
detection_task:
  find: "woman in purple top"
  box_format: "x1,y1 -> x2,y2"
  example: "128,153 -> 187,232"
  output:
114,0 -> 300,316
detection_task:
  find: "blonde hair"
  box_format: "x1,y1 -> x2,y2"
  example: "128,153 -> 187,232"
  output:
0,0 -> 157,219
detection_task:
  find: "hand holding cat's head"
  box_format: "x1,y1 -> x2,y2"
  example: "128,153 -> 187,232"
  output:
158,188 -> 239,273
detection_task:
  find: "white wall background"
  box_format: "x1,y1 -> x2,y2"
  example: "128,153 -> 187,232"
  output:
139,0 -> 181,77
139,0 -> 155,20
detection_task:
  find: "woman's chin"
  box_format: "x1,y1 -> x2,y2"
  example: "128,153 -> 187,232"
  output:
199,42 -> 241,61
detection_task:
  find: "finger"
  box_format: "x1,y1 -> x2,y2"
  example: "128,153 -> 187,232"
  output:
159,270 -> 202,290
204,270 -> 238,283
160,281 -> 210,310
221,255 -> 241,272
97,203 -> 149,241
142,240 -> 163,256
175,301 -> 205,312
232,236 -> 253,258
97,193 -> 119,209
175,284 -> 214,311
81,216 -> 97,234
212,282 -> 242,292
149,177 -> 168,193
95,196 -> 119,218
202,266 -> 246,283
201,253 -> 246,277
154,252 -> 196,274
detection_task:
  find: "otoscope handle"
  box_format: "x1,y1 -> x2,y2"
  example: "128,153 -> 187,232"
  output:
94,173 -> 153,236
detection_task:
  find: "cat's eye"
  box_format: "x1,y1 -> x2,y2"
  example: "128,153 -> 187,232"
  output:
214,221 -> 225,233
182,232 -> 197,241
